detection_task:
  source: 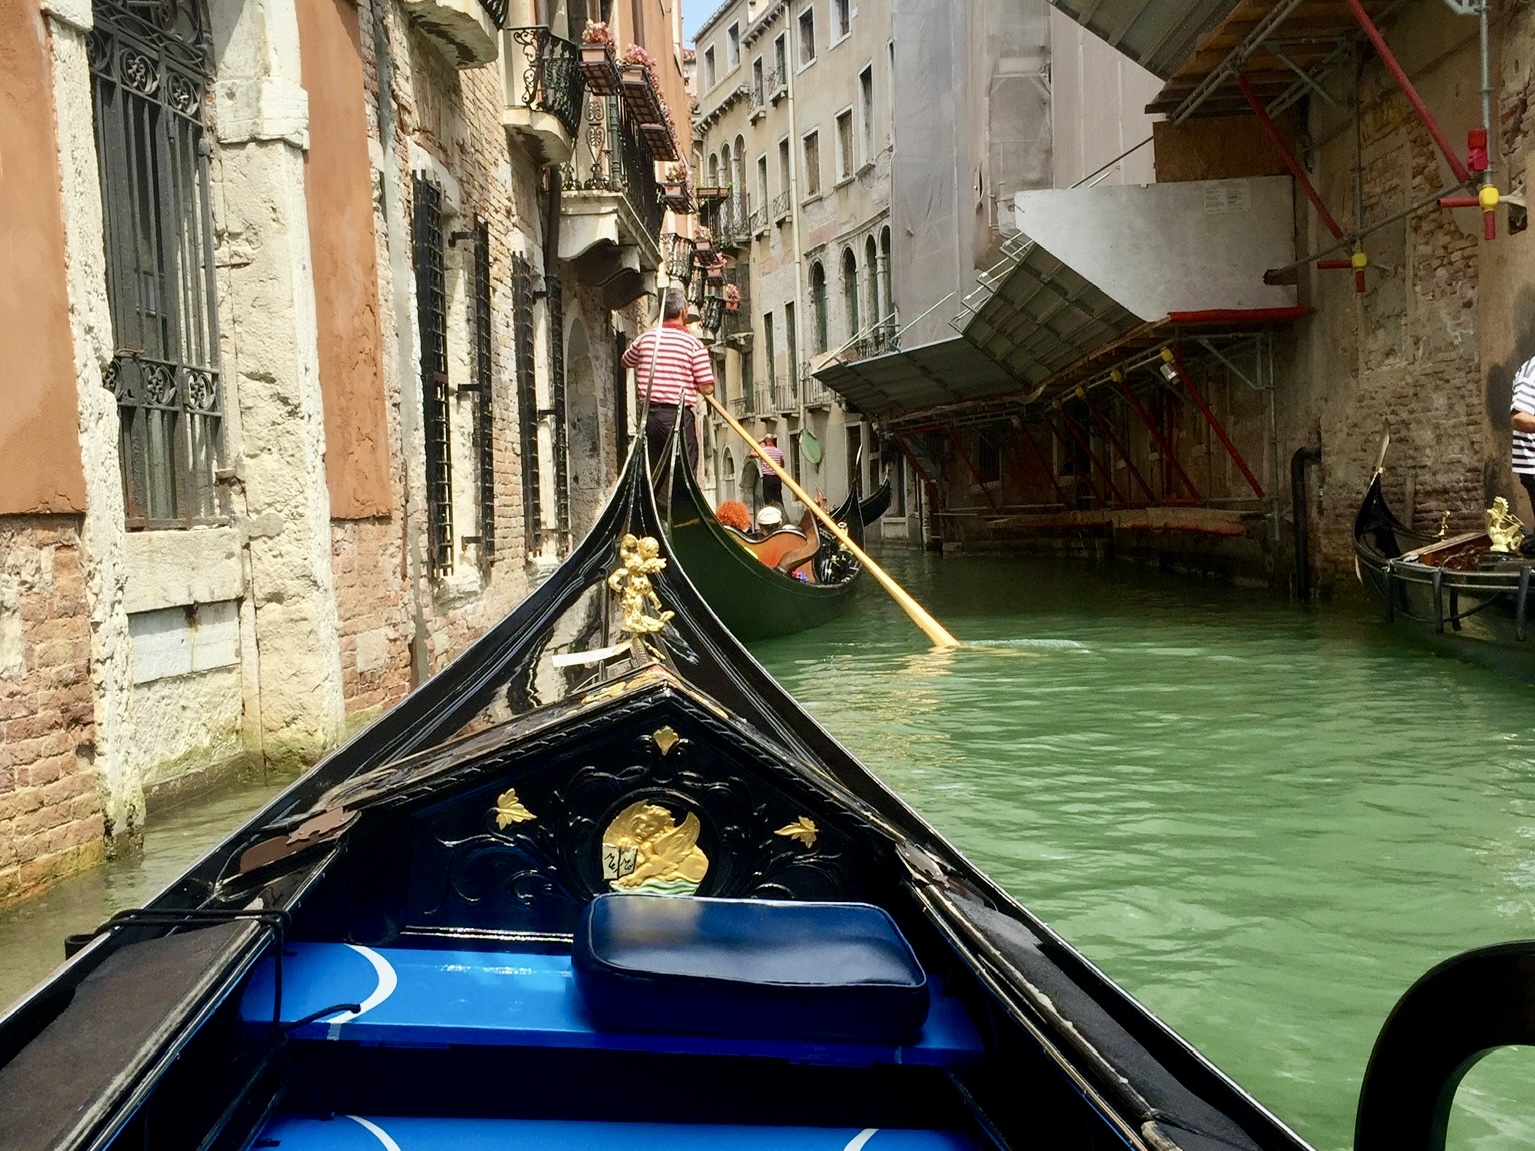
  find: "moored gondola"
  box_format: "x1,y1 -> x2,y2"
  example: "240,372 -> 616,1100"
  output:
662,432 -> 864,641
0,438 -> 1509,1151
1354,468 -> 1535,653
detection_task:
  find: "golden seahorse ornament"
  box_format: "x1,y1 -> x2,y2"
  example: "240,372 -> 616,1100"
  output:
607,534 -> 675,635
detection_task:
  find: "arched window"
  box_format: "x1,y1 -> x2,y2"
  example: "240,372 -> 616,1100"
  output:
842,247 -> 860,340
733,134 -> 746,186
879,226 -> 894,334
864,235 -> 879,331
708,152 -> 720,185
809,261 -> 828,354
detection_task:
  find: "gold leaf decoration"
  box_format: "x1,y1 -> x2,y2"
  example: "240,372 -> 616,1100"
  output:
494,787 -> 535,828
774,816 -> 818,848
652,725 -> 680,755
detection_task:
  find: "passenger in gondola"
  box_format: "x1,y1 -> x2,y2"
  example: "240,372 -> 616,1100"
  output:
623,289 -> 714,469
755,505 -> 784,537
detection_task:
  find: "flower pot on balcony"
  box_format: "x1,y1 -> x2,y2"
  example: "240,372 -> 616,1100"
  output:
694,185 -> 729,202
638,122 -> 680,161
660,180 -> 691,213
578,44 -> 621,95
619,64 -> 663,124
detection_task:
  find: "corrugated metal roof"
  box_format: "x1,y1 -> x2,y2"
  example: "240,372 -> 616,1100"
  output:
962,242 -> 1142,387
812,338 -> 1028,419
1047,0 -> 1243,80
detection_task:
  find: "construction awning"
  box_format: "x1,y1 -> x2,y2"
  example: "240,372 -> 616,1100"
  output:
813,337 -> 1022,419
814,175 -> 1302,427
1046,0 -> 1244,80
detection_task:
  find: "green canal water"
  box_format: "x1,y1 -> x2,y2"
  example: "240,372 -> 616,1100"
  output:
3,552 -> 1535,1149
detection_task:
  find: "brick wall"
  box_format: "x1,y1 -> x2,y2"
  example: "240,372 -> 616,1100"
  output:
0,518 -> 105,902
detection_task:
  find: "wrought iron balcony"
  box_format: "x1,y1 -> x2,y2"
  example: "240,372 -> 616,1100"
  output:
803,372 -> 831,408
773,374 -> 798,413
771,191 -> 791,221
559,91 -> 665,304
502,27 -> 584,163
731,394 -> 751,418
753,385 -> 774,417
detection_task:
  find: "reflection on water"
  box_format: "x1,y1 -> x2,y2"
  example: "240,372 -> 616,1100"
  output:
755,553 -> 1535,1151
0,765 -> 298,1011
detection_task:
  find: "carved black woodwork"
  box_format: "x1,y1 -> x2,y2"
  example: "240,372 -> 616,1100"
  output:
399,712 -> 861,938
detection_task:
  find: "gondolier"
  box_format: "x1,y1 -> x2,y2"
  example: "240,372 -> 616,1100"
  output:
757,433 -> 785,505
1513,352 -> 1535,512
623,289 -> 714,468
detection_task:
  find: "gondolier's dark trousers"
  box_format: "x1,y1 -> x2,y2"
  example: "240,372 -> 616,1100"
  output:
1520,471 -> 1535,513
646,407 -> 698,470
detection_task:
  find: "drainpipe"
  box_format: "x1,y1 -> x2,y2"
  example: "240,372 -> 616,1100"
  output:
785,0 -> 808,437
1291,443 -> 1322,602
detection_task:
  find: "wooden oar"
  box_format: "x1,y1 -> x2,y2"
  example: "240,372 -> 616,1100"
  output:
705,394 -> 959,648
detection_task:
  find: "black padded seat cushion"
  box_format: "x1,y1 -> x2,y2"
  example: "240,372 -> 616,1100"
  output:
572,895 -> 930,1044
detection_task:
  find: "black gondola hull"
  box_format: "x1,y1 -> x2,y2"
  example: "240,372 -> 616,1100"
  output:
1353,472 -> 1535,655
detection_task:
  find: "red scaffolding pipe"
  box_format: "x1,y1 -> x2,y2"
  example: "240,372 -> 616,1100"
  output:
1344,0 -> 1471,186
1236,74 -> 1367,293
1118,375 -> 1200,500
1170,344 -> 1265,500
1015,423 -> 1070,506
1053,406 -> 1126,504
1042,415 -> 1110,506
1076,387 -> 1157,504
947,430 -> 1001,512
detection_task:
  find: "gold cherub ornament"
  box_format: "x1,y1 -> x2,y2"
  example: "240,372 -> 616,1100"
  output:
1486,497 -> 1526,553
608,534 -> 675,634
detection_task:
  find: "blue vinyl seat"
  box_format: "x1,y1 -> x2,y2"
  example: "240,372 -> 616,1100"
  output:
257,1115 -> 977,1151
572,895 -> 931,1045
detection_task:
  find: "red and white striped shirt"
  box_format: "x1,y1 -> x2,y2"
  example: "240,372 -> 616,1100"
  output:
623,321 -> 715,407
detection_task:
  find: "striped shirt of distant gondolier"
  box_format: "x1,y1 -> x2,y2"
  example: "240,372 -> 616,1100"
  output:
622,322 -> 714,408
1514,355 -> 1535,474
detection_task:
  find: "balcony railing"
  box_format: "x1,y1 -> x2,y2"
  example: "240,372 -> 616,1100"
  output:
564,91 -> 663,243
803,373 -> 831,407
845,318 -> 900,363
506,27 -> 584,140
731,394 -> 751,418
753,384 -> 774,417
766,66 -> 787,101
771,191 -> 790,220
772,375 -> 798,413
705,194 -> 753,247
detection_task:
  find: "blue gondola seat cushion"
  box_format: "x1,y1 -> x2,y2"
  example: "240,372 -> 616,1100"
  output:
572,895 -> 930,1044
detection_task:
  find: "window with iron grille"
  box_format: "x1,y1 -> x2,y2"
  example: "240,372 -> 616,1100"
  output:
412,176 -> 454,578
90,0 -> 224,530
472,218 -> 495,561
513,255 -> 541,554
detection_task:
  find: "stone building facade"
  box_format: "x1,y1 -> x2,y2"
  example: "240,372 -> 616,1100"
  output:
695,0 -> 1162,544
0,0 -> 688,903
868,0 -> 1535,597
691,0 -> 897,524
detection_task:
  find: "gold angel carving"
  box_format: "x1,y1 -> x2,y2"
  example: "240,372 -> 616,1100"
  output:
1486,497 -> 1525,554
608,534 -> 675,635
601,799 -> 709,895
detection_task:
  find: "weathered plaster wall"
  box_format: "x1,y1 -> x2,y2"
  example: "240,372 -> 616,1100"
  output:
212,0 -> 348,764
297,0 -> 394,519
0,0 -> 86,515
